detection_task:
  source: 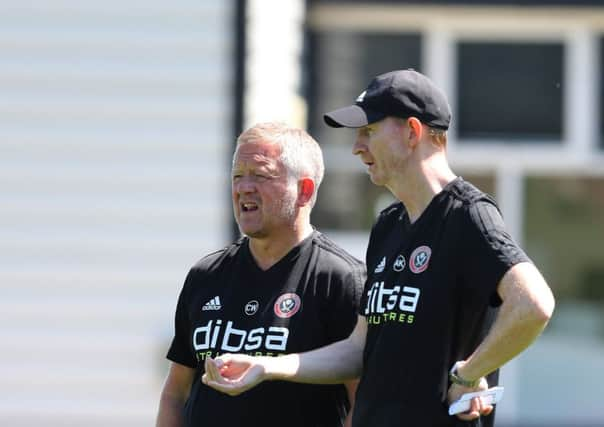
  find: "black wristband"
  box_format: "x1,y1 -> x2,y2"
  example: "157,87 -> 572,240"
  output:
449,362 -> 480,388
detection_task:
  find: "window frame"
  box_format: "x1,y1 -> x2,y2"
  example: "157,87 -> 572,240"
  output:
307,4 -> 604,172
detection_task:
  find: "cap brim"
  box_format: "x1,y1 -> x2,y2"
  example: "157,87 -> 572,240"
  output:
323,105 -> 386,128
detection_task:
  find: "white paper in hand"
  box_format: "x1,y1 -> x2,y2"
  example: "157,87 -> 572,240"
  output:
448,386 -> 504,416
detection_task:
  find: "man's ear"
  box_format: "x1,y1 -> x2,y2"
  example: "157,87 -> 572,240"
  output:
298,178 -> 315,206
406,117 -> 424,148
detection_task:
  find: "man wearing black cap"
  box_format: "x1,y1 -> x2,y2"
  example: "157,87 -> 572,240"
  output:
202,70 -> 555,427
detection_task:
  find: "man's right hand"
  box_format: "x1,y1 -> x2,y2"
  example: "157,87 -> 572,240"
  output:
202,321 -> 366,397
202,355 -> 269,396
447,377 -> 493,421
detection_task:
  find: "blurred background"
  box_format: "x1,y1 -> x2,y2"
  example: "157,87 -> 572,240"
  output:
0,0 -> 603,426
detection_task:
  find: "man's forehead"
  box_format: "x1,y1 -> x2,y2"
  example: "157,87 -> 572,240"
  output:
360,121 -> 382,131
366,116 -> 405,129
233,141 -> 282,167
236,140 -> 280,155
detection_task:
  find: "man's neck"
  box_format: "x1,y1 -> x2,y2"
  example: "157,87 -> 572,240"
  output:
389,156 -> 456,223
248,223 -> 314,271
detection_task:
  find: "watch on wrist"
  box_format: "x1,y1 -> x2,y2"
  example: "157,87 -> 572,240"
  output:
449,361 -> 480,388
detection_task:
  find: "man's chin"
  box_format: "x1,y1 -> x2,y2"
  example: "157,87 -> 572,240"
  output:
368,174 -> 383,186
239,227 -> 267,239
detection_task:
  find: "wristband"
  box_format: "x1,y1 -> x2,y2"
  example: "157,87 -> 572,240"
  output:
449,361 -> 480,388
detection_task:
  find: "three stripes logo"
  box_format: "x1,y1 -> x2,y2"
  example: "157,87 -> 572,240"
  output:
202,296 -> 222,311
374,256 -> 386,273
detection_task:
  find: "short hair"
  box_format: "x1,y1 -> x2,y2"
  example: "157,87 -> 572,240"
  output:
234,122 -> 325,207
393,117 -> 448,147
427,126 -> 447,146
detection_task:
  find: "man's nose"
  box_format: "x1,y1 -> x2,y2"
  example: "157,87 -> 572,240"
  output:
352,134 -> 367,155
234,176 -> 256,193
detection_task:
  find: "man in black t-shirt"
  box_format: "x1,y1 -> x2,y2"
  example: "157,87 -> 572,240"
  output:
155,122 -> 366,427
202,70 -> 555,427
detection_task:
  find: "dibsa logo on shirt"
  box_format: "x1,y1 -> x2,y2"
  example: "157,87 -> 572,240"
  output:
274,293 -> 301,318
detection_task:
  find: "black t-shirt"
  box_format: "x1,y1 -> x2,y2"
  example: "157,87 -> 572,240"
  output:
167,230 -> 366,427
353,178 -> 530,427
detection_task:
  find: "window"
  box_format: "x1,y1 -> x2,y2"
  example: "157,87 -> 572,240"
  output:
307,31 -> 421,230
524,176 -> 604,302
307,31 -> 421,146
457,42 -> 564,142
313,170 -> 396,230
457,172 -> 496,198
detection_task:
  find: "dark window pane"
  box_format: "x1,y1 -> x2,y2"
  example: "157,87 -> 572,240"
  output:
458,172 -> 496,198
313,170 -> 396,231
361,34 -> 421,84
457,42 -> 564,142
524,176 -> 604,302
307,31 -> 421,144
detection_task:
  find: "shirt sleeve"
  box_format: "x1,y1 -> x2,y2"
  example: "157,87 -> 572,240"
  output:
326,263 -> 367,342
460,200 -> 531,307
166,271 -> 197,368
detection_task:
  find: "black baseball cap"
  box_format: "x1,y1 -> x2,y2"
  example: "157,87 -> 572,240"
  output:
324,69 -> 451,130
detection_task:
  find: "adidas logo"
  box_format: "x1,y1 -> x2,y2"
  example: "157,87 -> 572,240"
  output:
374,257 -> 386,273
202,296 -> 222,311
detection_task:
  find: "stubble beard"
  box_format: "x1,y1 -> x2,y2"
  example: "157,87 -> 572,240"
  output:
238,188 -> 298,239
276,187 -> 297,221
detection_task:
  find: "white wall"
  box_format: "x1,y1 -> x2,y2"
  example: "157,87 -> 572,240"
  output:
0,1 -> 233,425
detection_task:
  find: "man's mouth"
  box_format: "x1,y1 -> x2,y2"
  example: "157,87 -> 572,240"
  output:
360,156 -> 373,167
241,202 -> 259,212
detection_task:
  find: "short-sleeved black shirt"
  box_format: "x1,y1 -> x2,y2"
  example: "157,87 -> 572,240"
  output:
167,230 -> 366,427
353,178 -> 530,427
